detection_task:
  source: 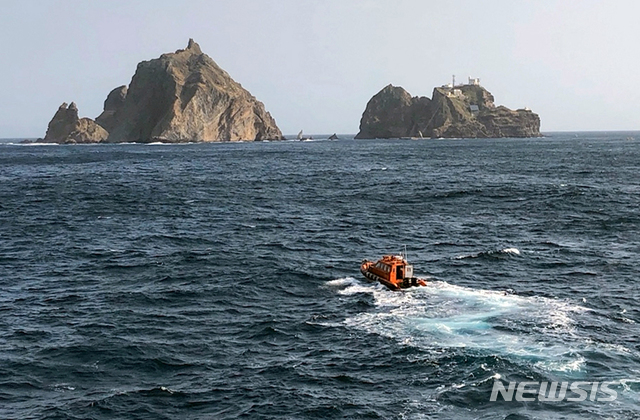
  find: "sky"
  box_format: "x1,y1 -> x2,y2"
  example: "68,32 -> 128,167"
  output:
1,0 -> 639,137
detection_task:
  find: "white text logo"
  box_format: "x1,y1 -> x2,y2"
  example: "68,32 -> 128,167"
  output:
490,381 -> 618,402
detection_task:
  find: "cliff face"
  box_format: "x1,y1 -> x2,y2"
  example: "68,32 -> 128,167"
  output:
354,85 -> 431,139
95,85 -> 127,132
43,102 -> 108,144
105,39 -> 283,143
356,83 -> 541,139
42,39 -> 283,143
43,102 -> 79,142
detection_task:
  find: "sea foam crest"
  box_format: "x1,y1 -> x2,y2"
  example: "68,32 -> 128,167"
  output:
455,247 -> 522,260
325,277 -> 358,287
331,277 -> 591,373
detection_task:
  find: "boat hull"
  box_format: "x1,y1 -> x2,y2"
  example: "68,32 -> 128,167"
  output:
360,264 -> 400,291
360,259 -> 426,291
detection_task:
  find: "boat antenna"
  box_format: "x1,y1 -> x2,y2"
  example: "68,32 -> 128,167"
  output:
403,244 -> 407,260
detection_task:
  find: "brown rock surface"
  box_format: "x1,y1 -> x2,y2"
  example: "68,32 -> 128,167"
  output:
354,85 -> 431,139
95,85 -> 127,132
106,39 -> 283,143
43,102 -> 108,144
356,83 -> 541,139
43,102 -> 79,142
66,118 -> 109,144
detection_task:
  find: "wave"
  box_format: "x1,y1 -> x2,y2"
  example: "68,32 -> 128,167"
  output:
324,277 -> 358,287
455,247 -> 522,260
329,277 -> 592,373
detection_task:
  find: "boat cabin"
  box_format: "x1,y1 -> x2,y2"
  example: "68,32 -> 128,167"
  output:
367,255 -> 413,284
361,254 -> 426,290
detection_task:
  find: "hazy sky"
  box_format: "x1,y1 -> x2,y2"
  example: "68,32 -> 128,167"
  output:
1,0 -> 639,137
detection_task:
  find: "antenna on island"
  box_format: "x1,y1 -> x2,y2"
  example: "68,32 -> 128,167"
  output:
452,74 -> 456,88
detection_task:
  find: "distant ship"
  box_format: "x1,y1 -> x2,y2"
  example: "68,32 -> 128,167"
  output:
328,133 -> 338,140
297,130 -> 312,141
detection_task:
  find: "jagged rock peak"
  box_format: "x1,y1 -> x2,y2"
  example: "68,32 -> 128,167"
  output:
43,40 -> 283,143
382,84 -> 403,92
43,102 -> 107,144
186,38 -> 202,54
44,102 -> 79,142
170,38 -> 203,56
106,40 -> 283,142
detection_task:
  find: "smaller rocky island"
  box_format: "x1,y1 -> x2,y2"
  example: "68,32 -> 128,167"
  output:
42,39 -> 284,144
43,102 -> 108,144
355,78 -> 541,139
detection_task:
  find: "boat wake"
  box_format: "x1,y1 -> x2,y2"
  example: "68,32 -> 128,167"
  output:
329,277 -> 598,373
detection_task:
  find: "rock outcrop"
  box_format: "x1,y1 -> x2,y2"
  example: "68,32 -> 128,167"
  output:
355,83 -> 540,139
354,85 -> 432,139
42,39 -> 283,143
105,39 -> 283,143
95,85 -> 127,132
43,102 -> 108,144
43,102 -> 79,142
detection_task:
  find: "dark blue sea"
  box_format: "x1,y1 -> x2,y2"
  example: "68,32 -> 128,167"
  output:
1,133 -> 639,419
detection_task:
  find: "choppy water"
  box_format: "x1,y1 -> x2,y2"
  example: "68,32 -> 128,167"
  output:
1,133 -> 640,419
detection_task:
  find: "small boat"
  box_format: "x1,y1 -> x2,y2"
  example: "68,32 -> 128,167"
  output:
360,254 -> 427,291
297,130 -> 312,141
328,133 -> 338,140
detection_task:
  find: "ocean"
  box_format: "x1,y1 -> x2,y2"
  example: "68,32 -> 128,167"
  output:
0,133 -> 639,419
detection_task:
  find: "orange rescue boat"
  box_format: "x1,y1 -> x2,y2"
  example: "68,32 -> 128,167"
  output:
360,254 -> 427,291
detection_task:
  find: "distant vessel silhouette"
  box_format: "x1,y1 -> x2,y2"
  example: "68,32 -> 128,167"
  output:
297,130 -> 312,141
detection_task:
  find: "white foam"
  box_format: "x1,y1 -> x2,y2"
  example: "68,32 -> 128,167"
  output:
339,279 -> 592,373
325,277 -> 359,287
502,247 -> 521,255
455,247 -> 522,259
338,282 -> 380,296
535,355 -> 586,372
53,384 -> 76,392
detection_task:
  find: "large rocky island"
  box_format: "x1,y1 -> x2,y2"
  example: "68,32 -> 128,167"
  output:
42,39 -> 283,143
355,80 -> 541,139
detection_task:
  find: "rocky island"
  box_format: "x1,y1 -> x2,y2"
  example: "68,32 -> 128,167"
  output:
42,39 -> 283,143
43,102 -> 108,144
355,79 -> 541,139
